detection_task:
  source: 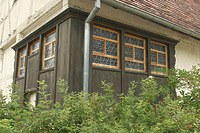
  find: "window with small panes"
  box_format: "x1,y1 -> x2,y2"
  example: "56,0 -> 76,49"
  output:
42,29 -> 56,69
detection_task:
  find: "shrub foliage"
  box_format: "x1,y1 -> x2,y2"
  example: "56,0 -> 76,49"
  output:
0,67 -> 199,132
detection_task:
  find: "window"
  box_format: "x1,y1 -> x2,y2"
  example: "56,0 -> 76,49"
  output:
92,25 -> 170,75
18,47 -> 27,77
30,39 -> 39,55
42,29 -> 56,69
150,41 -> 168,74
92,25 -> 120,69
124,34 -> 146,72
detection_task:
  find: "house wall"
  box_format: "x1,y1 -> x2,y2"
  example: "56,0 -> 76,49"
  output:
175,41 -> 200,70
69,0 -> 200,96
0,0 -> 69,102
0,0 -> 199,103
69,0 -> 200,70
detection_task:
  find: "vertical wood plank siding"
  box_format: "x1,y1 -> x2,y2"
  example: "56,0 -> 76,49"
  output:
91,69 -> 121,99
26,54 -> 40,91
12,9 -> 177,104
68,18 -> 84,93
39,70 -> 55,102
55,19 -> 71,103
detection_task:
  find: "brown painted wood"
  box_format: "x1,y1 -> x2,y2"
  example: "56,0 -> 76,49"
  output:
147,37 -> 151,76
53,25 -> 59,103
36,35 -> 43,105
68,18 -> 84,93
26,54 -> 40,91
121,31 -> 125,94
55,19 -> 71,103
124,72 -> 147,96
169,44 -> 176,68
91,68 -> 121,99
39,70 -> 55,102
11,9 -> 178,105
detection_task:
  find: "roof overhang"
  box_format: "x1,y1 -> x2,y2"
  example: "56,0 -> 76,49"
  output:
101,0 -> 200,40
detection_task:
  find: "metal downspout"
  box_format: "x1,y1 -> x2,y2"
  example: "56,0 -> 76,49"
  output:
83,0 -> 101,99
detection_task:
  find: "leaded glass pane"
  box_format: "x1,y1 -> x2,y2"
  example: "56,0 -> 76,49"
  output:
19,69 -> 25,77
32,51 -> 37,54
52,42 -> 56,55
151,52 -> 157,63
158,53 -> 166,65
125,36 -> 131,44
46,32 -> 56,43
93,39 -> 104,53
44,58 -> 55,68
45,44 -> 51,58
32,41 -> 39,51
93,27 -> 118,41
135,48 -> 144,61
93,55 -> 117,67
151,42 -> 166,52
20,57 -> 25,68
106,41 -> 118,57
125,61 -> 144,70
125,46 -> 133,59
151,65 -> 165,73
21,49 -> 26,56
125,35 -> 144,47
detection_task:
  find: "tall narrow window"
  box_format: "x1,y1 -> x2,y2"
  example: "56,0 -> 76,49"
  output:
18,47 -> 27,77
150,41 -> 168,74
42,29 -> 56,69
125,34 -> 146,72
92,25 -> 120,69
30,39 -> 39,55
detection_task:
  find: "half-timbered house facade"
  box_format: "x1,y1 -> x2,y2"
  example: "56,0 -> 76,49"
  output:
0,0 -> 200,105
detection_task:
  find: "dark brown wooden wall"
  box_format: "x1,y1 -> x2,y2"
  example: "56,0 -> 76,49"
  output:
13,9 -> 177,105
55,18 -> 84,103
55,18 -> 71,103
26,54 -> 39,91
68,18 -> 84,93
39,71 -> 55,101
91,69 -> 121,99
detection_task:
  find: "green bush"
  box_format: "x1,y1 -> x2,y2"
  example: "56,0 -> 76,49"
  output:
0,66 -> 199,132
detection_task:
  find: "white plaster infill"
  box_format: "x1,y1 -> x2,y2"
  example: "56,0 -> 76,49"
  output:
0,0 -> 65,50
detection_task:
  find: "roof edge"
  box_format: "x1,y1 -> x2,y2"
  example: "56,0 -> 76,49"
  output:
101,0 -> 200,40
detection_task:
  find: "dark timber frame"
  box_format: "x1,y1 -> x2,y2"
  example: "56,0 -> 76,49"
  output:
12,8 -> 178,104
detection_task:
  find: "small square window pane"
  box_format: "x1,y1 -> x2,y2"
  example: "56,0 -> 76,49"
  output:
46,32 -> 56,43
151,65 -> 165,73
125,61 -> 144,71
20,57 -> 25,68
106,41 -> 118,57
45,44 -> 52,58
93,27 -> 118,41
44,58 -> 55,68
19,69 -> 25,77
151,42 -> 166,52
151,52 -> 157,63
52,42 -> 56,55
125,35 -> 144,47
125,46 -> 133,59
21,49 -> 26,56
93,39 -> 104,53
32,41 -> 39,51
135,48 -> 144,61
93,55 -> 117,67
158,53 -> 166,65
